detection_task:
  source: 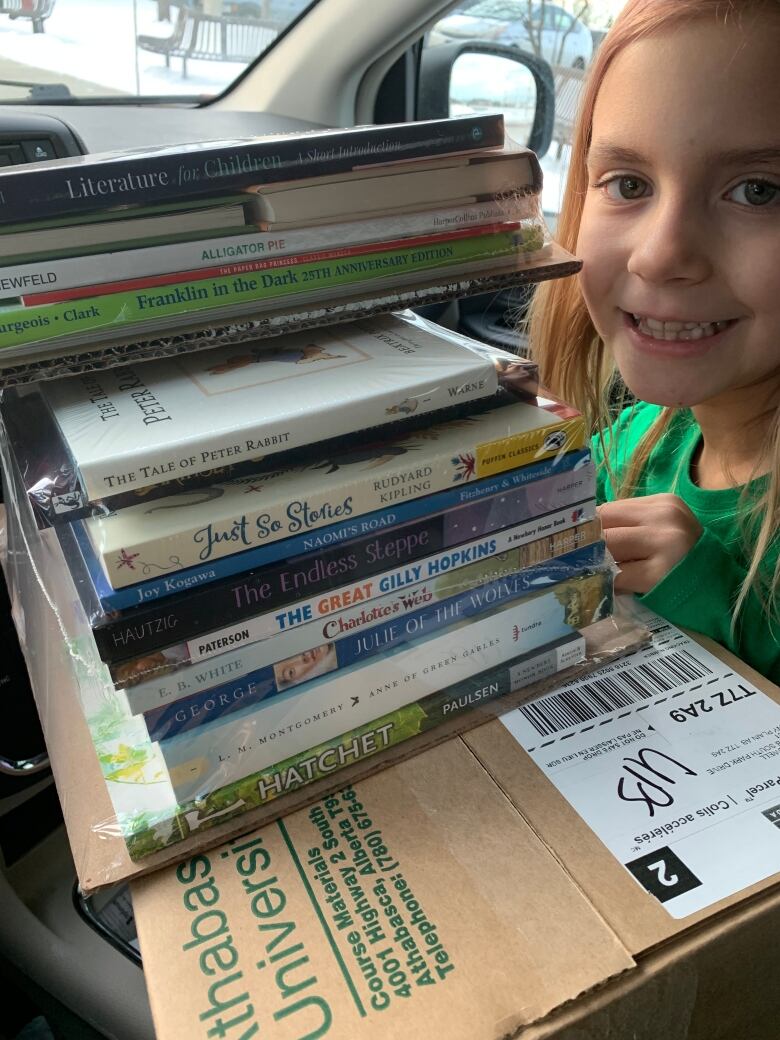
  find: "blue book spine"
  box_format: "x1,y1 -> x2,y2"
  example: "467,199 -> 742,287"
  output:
74,448 -> 591,613
142,539 -> 606,741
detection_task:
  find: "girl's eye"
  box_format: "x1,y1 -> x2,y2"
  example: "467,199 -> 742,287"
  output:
596,175 -> 651,201
727,179 -> 779,207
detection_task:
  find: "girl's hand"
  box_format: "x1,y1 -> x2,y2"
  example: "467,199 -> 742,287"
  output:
598,494 -> 703,595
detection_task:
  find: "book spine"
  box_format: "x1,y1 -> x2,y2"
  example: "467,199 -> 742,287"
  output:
94,463 -> 596,665
140,541 -> 606,740
125,631 -> 585,860
93,417 -> 589,585
80,445 -> 588,612
0,114 -> 507,225
22,222 -> 525,305
160,573 -> 609,805
109,495 -> 598,688
0,229 -> 527,356
122,516 -> 602,714
1,201 -> 534,295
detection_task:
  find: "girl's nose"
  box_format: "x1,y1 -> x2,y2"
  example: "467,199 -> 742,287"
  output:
626,197 -> 713,286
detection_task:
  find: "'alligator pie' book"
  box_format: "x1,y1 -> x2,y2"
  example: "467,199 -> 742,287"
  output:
39,311 -> 534,501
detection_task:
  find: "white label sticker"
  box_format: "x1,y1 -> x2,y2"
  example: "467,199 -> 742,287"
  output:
501,601 -> 780,918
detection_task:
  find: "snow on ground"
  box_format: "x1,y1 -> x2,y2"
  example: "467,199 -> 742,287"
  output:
0,0 -> 249,97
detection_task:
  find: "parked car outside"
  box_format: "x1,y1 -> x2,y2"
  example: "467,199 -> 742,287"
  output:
428,0 -> 594,69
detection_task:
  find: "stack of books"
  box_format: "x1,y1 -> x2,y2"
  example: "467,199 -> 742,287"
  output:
2,308 -> 612,860
0,113 -> 580,386
0,114 -> 614,862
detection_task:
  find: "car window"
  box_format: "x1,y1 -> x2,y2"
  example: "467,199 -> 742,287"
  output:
427,0 -> 626,223
0,0 -> 318,102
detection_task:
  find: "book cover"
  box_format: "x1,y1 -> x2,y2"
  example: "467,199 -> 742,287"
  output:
122,517 -> 602,715
41,312 -> 528,502
0,115 -> 511,224
0,201 -> 251,263
80,463 -> 596,665
246,151 -> 532,226
85,395 -> 587,585
0,226 -> 531,356
100,493 -> 597,687
140,541 -> 607,741
158,570 -> 613,804
66,444 -> 588,615
0,199 -> 536,296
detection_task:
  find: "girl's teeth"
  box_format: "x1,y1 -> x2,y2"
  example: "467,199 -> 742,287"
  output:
632,315 -> 728,341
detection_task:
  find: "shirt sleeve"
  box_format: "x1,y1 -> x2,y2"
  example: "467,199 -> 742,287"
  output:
639,528 -> 780,685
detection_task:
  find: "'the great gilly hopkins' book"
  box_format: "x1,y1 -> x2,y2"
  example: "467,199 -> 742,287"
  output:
39,311 -> 536,502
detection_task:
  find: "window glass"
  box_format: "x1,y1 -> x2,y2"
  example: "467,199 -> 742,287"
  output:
428,0 -> 627,222
0,0 -> 316,102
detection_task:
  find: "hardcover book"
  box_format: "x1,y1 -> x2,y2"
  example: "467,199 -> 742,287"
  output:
0,114 -> 511,224
245,150 -> 534,228
84,395 -> 587,586
40,311 -> 535,502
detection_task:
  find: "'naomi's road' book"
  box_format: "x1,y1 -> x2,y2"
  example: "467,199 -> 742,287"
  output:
39,311 -> 535,502
0,114 -> 509,225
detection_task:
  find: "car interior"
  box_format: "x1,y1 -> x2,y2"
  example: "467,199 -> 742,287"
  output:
0,1 -> 592,1035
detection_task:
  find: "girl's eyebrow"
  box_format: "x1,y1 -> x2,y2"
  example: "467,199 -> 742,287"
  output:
587,143 -> 780,167
586,144 -> 646,166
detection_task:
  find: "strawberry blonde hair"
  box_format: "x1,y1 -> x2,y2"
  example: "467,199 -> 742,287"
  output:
528,0 -> 780,621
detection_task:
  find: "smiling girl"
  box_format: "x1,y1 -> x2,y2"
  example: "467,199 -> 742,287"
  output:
529,0 -> 780,679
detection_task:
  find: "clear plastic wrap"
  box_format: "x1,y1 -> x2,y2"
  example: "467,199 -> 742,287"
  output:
0,428 -> 650,892
1,310 -> 541,527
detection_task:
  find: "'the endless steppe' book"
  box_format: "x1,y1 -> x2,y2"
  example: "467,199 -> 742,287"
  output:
40,311 -> 535,502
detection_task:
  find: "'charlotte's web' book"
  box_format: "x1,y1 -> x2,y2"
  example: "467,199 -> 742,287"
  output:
39,311 -> 535,502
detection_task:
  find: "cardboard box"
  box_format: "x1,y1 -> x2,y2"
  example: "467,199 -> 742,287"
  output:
131,625 -> 780,1039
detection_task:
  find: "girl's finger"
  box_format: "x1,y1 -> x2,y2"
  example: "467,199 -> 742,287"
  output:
601,525 -> 653,563
597,500 -> 647,528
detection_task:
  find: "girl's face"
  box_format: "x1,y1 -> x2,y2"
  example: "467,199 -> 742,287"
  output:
577,15 -> 780,410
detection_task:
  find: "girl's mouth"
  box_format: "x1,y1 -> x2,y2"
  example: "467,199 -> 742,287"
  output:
624,312 -> 737,341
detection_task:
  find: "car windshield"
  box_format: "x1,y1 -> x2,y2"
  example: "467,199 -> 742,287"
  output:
0,0 -> 317,102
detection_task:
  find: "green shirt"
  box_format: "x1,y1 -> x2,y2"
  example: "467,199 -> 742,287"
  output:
592,402 -> 780,683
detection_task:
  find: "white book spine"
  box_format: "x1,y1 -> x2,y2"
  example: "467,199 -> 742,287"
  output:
161,590 -> 585,803
0,201 -> 531,295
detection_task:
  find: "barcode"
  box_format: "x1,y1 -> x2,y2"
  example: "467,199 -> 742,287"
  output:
520,648 -> 712,737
